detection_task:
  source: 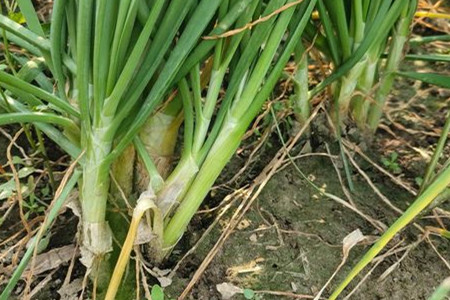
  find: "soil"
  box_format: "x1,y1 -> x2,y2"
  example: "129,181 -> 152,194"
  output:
164,147 -> 449,300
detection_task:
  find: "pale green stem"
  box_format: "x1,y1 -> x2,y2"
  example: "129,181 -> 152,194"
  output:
351,53 -> 378,128
82,132 -> 112,223
335,58 -> 367,122
156,155 -> 199,217
163,114 -> 245,248
192,66 -> 227,155
291,47 -> 310,127
80,127 -> 114,278
367,3 -> 416,131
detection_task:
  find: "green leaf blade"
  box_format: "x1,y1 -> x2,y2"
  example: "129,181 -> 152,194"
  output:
397,71 -> 450,88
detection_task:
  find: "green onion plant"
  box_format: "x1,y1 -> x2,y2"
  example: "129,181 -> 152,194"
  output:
302,0 -> 418,131
0,0 -> 243,294
0,0 -> 316,297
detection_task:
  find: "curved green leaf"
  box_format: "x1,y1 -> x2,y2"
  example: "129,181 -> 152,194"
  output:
405,54 -> 450,63
0,14 -> 50,51
0,112 -> 80,133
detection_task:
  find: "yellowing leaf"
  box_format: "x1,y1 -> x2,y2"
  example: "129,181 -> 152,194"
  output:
8,12 -> 26,24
